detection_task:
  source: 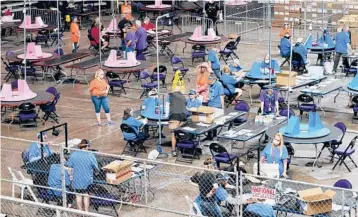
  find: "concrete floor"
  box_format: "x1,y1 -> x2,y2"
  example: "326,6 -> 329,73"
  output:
1,14 -> 358,216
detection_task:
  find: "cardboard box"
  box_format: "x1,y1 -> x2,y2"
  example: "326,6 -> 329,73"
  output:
103,160 -> 133,184
297,188 -> 336,216
189,106 -> 216,124
106,171 -> 132,185
276,71 -> 297,86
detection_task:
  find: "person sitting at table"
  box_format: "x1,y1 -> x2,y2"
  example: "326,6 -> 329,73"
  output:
48,164 -> 74,208
124,26 -> 136,57
196,62 -> 211,106
229,59 -> 243,75
141,89 -> 163,118
122,107 -> 147,140
259,88 -> 279,116
66,139 -> 98,212
279,33 -> 291,58
208,75 -> 225,110
121,0 -> 133,21
134,20 -> 147,59
260,54 -> 281,74
142,17 -> 155,31
293,37 -> 310,67
90,18 -> 109,51
208,48 -> 221,79
260,133 -> 289,178
168,86 -> 188,157
118,14 -> 133,50
186,89 -> 202,110
2,6 -> 12,16
27,132 -> 54,163
220,66 -> 244,102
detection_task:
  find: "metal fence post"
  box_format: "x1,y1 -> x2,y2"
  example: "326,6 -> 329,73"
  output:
144,160 -> 148,216
239,171 -> 243,217
224,1 -> 227,36
341,189 -> 345,217
60,142 -> 67,208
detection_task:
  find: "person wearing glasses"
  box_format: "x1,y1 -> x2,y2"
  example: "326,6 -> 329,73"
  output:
66,139 -> 98,212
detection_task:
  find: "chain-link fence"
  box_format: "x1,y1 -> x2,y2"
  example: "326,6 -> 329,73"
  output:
2,136 -> 358,217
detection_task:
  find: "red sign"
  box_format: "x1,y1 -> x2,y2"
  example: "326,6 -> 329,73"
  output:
251,186 -> 276,200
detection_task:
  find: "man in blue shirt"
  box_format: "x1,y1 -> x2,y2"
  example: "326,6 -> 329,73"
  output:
208,76 -> 225,109
208,49 -> 221,78
47,164 -> 74,207
186,89 -> 202,109
141,89 -> 164,119
220,66 -> 244,102
134,20 -> 147,60
279,34 -> 291,58
293,38 -> 309,66
27,132 -> 53,163
333,25 -> 351,73
229,59 -> 243,76
66,139 -> 98,212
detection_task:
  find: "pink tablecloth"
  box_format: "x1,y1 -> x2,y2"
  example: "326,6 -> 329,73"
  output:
146,4 -> 171,8
17,53 -> 53,60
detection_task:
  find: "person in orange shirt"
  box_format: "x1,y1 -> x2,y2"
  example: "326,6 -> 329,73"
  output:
279,23 -> 291,38
196,62 -> 211,105
70,17 -> 80,53
121,0 -> 132,21
89,69 -> 114,126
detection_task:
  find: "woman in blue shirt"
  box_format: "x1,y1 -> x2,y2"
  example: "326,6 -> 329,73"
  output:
260,54 -> 281,74
66,139 -> 98,212
27,132 -> 53,163
208,49 -> 221,79
229,59 -> 244,76
260,133 -> 289,178
122,108 -> 147,140
47,164 -> 74,207
141,89 -> 165,119
220,66 -> 244,102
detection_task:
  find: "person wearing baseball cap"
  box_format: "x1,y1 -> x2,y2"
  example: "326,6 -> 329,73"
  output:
27,132 -> 54,163
208,75 -> 225,110
186,89 -> 202,110
66,139 -> 98,212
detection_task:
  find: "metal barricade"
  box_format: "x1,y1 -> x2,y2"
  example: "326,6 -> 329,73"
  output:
180,15 -> 213,33
13,8 -> 61,26
217,18 -> 262,44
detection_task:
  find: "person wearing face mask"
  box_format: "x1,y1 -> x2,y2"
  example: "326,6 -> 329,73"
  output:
141,89 -> 164,119
279,33 -> 291,58
196,62 -> 211,105
260,54 -> 281,74
89,69 -> 114,126
260,133 -> 289,178
122,108 -> 148,140
208,48 -> 221,79
142,17 -> 155,31
259,89 -> 279,116
293,38 -> 309,67
204,0 -> 220,35
26,132 -> 54,163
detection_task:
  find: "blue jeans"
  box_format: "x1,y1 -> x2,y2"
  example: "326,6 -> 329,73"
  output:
199,200 -> 223,217
91,96 -> 110,113
72,42 -> 78,53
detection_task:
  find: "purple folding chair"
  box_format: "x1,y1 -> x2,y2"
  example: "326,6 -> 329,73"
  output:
332,136 -> 358,172
233,101 -> 250,125
40,93 -> 60,124
18,102 -> 37,128
191,45 -> 206,64
90,184 -> 119,217
11,80 -> 18,90
333,179 -> 352,189
151,65 -> 167,89
209,142 -> 238,169
139,71 -> 157,99
297,94 -> 316,117
171,56 -> 189,81
54,48 -> 64,56
174,130 -> 200,164
318,122 -> 346,163
344,67 -> 357,77
279,108 -> 295,118
46,87 -> 58,96
5,50 -> 15,57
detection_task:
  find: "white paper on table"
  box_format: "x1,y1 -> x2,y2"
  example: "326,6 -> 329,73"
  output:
198,115 -> 207,123
263,199 -> 276,205
246,133 -> 255,137
228,112 -> 239,116
236,129 -> 252,135
131,167 -> 143,173
224,130 -> 236,135
182,127 -> 196,131
332,204 -> 350,211
138,164 -> 154,169
197,122 -> 211,127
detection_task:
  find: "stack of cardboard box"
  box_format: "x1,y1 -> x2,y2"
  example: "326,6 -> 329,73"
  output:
103,160 -> 133,185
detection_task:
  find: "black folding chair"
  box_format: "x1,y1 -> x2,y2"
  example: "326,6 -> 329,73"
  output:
1,57 -> 19,81
291,52 -> 307,73
332,136 -> 358,172
120,123 -> 148,157
106,71 -> 127,96
219,80 -> 238,108
174,130 -> 200,164
219,36 -> 240,64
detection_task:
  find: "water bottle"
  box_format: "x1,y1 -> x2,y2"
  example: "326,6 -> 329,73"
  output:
155,106 -> 159,115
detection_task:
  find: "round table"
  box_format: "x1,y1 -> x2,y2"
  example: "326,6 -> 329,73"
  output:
17,53 -> 53,60
266,124 -> 342,168
1,91 -> 53,107
101,61 -> 153,75
141,5 -> 173,12
342,85 -> 358,95
180,36 -> 228,53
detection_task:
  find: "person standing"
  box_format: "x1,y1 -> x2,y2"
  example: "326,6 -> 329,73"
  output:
333,25 -> 351,74
134,20 -> 147,60
70,17 -> 80,53
121,0 -> 132,21
204,0 -> 220,35
168,86 -> 187,157
66,139 -> 98,212
89,69 -> 115,126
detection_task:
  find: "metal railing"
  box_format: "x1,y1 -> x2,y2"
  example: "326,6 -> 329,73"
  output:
13,8 -> 61,26
180,15 -> 214,34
